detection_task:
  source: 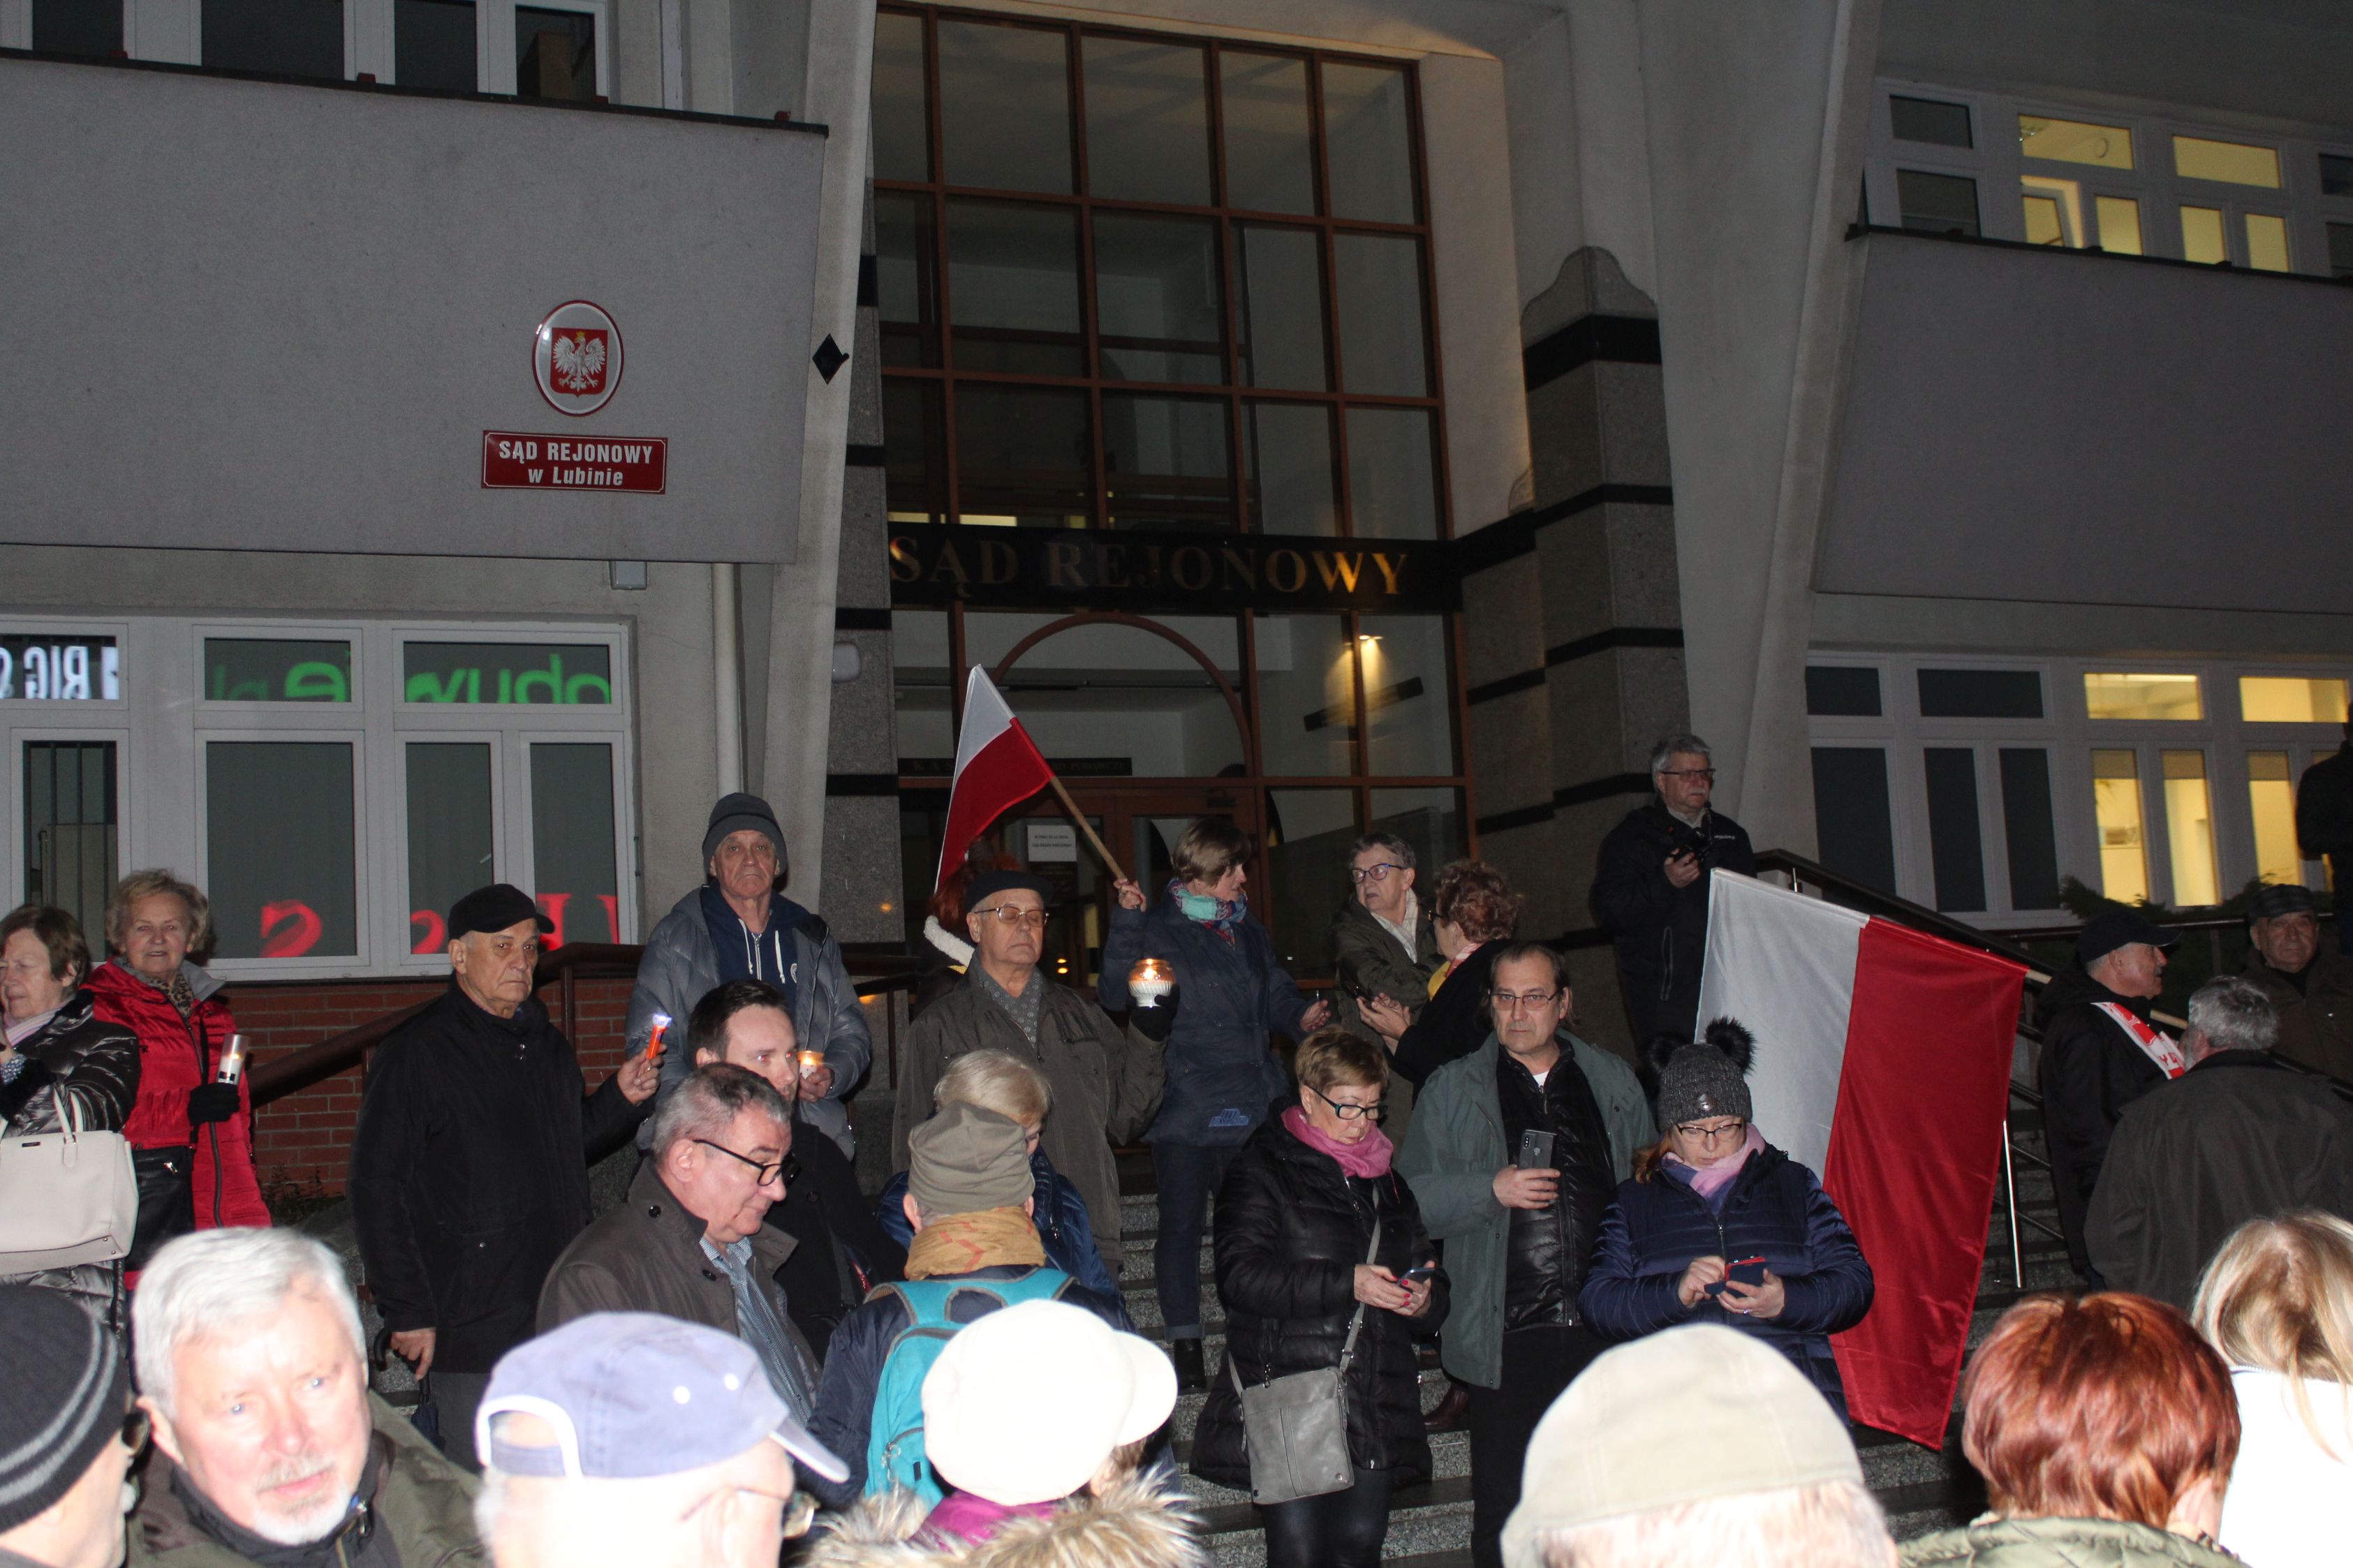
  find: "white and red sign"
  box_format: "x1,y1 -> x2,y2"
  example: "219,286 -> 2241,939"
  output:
482,432 -> 667,493
533,299 -> 624,415
1696,870 -> 2028,1447
935,666 -> 1055,894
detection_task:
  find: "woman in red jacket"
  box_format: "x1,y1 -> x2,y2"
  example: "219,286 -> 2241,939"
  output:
86,870 -> 269,1266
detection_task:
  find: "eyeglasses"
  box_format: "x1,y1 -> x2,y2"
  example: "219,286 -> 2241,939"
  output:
1673,1119 -> 1748,1144
1349,863 -> 1404,884
971,905 -> 1050,929
1491,989 -> 1561,1011
1658,768 -> 1717,782
693,1138 -> 786,1186
1308,1084 -> 1386,1120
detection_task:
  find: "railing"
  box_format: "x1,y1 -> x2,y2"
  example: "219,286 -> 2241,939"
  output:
249,940 -> 924,1109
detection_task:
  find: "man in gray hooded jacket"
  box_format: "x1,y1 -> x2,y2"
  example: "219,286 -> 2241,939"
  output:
626,793 -> 871,1158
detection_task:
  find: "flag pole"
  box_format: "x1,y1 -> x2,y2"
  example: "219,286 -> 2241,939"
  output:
1044,772 -> 1127,882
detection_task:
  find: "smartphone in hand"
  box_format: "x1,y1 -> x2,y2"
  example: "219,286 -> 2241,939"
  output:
1716,1257 -> 1769,1293
1515,1129 -> 1556,1170
1399,1264 -> 1438,1282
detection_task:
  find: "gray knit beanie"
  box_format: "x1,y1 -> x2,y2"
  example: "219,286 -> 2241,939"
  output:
1650,1019 -> 1756,1127
0,1284 -> 128,1532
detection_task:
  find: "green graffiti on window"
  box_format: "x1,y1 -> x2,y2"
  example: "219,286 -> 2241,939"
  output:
404,657 -> 614,705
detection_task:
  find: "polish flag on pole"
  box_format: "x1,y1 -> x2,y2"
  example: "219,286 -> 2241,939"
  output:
1696,870 -> 2027,1447
935,666 -> 1056,896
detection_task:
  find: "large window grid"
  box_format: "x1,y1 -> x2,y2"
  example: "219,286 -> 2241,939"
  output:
873,6 -> 1452,540
1808,651 -> 2348,922
0,616 -> 634,979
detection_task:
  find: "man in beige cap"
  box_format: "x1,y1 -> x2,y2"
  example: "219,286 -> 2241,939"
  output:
804,1102 -> 1126,1509
1502,1324 -> 1893,1568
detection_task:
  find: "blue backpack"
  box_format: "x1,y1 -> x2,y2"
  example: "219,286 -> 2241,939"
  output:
864,1269 -> 1073,1504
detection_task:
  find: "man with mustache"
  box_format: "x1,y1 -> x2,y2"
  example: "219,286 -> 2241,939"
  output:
126,1230 -> 485,1568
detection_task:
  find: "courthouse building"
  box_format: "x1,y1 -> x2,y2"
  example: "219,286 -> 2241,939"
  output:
3,0 -> 2350,1178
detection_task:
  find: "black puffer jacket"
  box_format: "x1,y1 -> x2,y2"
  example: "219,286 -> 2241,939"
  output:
1,989 -> 139,1137
1192,1107 -> 1450,1491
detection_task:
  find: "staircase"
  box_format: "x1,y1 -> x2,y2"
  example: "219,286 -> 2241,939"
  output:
1118,1083 -> 2073,1565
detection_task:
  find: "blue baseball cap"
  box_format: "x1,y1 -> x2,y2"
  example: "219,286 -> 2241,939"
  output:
476,1312 -> 846,1485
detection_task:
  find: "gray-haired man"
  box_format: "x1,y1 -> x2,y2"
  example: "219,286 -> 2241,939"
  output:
1590,734 -> 1755,1045
538,1064 -> 821,1425
2087,975 -> 2353,1310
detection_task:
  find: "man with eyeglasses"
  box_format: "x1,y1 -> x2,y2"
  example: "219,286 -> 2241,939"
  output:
1329,834 -> 1440,1111
1591,732 -> 1755,1047
350,883 -> 661,1470
0,1284 -> 143,1568
1397,944 -> 1655,1568
894,870 -> 1163,1289
538,1065 -> 822,1430
126,1231 -> 485,1568
473,1313 -> 845,1568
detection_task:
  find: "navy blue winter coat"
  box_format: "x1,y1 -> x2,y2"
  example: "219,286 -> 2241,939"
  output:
873,1148 -> 1128,1325
1100,898 -> 1313,1146
1578,1143 -> 1873,1414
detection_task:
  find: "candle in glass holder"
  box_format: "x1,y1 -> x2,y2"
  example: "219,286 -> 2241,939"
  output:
1129,957 -> 1174,1008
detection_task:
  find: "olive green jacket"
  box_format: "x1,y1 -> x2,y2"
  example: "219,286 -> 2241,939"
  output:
1901,1517 -> 2239,1568
1395,1031 -> 1653,1389
130,1397 -> 483,1568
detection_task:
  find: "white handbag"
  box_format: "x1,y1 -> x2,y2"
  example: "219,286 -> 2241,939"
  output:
0,1090 -> 140,1271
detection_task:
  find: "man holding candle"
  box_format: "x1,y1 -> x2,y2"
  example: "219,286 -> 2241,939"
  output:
1101,818 -> 1331,1393
894,870 -> 1163,1289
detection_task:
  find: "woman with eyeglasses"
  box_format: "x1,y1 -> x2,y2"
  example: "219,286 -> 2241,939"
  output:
1577,1019 -> 1873,1416
1190,1028 -> 1446,1568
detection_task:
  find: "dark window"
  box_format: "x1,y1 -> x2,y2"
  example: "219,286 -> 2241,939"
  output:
1891,96 -> 1972,149
2319,152 -> 2353,198
402,642 -> 613,704
396,0 -> 475,91
1806,665 -> 1882,717
22,741 -> 117,942
531,744 -> 619,946
1998,748 -> 2063,909
1810,748 -> 1896,896
1923,748 -> 1987,912
204,639 -> 351,702
1896,169 -> 1980,237
32,0 -> 121,58
1917,667 -> 2042,719
515,6 -> 593,101
203,0 -> 343,80
406,744 -> 493,952
874,6 -> 1445,538
2330,221 -> 2353,281
205,741 -> 358,959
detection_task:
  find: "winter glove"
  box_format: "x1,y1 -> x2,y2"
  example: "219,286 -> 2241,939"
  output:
186,1082 -> 242,1128
1130,984 -> 1180,1043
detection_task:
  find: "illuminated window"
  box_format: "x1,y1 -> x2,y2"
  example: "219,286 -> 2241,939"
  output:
2086,672 -> 2202,721
2241,677 -> 2349,724
2095,196 -> 2143,254
2019,115 -> 2133,170
2092,748 -> 2150,903
2162,750 -> 2220,905
2245,213 -> 2292,273
2248,751 -> 2302,888
2022,184 -> 2070,246
2174,135 -> 2281,188
2181,206 -> 2229,265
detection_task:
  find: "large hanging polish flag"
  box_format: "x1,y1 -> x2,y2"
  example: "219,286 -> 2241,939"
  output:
935,666 -> 1056,895
1695,870 -> 2027,1447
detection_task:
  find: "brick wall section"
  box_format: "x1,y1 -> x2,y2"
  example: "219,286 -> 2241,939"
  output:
232,975 -> 637,1197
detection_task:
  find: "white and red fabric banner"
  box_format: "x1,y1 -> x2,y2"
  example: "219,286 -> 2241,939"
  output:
1696,870 -> 2026,1446
934,666 -> 1055,896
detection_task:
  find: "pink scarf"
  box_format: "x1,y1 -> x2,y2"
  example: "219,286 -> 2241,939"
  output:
1665,1123 -> 1764,1204
1283,1104 -> 1394,1178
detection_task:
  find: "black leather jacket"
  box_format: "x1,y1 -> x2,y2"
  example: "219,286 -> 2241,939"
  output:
1497,1050 -> 1617,1329
0,989 -> 139,1136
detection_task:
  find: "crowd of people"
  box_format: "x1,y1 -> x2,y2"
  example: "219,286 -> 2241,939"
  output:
5,738 -> 2353,1568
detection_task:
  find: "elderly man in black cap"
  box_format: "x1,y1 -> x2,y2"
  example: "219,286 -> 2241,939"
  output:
892,868 -> 1163,1286
2033,907 -> 2182,1284
626,792 -> 870,1159
2236,882 -> 2353,1081
0,1284 -> 140,1568
350,883 -> 659,1470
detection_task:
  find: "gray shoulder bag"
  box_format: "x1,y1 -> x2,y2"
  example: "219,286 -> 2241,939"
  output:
1229,1218 -> 1381,1505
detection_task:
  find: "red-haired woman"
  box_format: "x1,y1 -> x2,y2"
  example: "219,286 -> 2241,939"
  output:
1901,1292 -> 2241,1566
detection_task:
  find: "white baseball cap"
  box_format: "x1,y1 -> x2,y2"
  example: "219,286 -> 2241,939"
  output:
920,1300 -> 1176,1506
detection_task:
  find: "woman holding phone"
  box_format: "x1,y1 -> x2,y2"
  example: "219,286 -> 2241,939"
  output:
1192,1028 -> 1447,1568
1578,1019 -> 1873,1415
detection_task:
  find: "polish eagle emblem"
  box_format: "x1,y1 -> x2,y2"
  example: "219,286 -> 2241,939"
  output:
550,328 -> 607,394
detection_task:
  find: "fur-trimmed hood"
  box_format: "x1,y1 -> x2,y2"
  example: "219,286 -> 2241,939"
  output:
801,1475 -> 1205,1568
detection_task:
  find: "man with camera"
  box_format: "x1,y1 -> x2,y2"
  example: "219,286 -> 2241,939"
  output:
1396,945 -> 1654,1568
1590,733 -> 1756,1046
